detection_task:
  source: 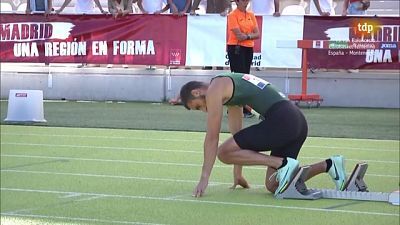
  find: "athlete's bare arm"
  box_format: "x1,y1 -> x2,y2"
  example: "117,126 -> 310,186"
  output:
192,78 -> 225,197
227,106 -> 249,189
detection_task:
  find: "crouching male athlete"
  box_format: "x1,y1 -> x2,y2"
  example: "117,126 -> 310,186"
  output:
179,72 -> 347,197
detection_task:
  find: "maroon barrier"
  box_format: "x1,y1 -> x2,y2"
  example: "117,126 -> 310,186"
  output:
1,14 -> 399,69
303,16 -> 399,69
0,14 -> 187,65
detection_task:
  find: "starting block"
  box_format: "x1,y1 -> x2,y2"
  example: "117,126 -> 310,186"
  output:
275,166 -> 322,200
275,162 -> 399,205
344,162 -> 368,192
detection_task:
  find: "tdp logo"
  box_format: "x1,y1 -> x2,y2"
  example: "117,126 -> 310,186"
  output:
358,22 -> 374,34
350,19 -> 384,40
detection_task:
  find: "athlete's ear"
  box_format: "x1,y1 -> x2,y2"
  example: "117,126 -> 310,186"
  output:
191,89 -> 201,98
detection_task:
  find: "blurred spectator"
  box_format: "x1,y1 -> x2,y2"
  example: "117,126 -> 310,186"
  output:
251,0 -> 280,17
55,0 -> 107,14
107,0 -> 134,68
55,0 -> 107,68
137,0 -> 167,69
108,0 -> 133,18
308,0 -> 333,73
26,0 -> 52,15
310,0 -> 334,16
190,0 -> 231,16
342,0 -> 369,72
342,0 -> 369,15
26,0 -> 53,65
165,0 -> 191,16
1,1 -> 14,12
137,0 -> 167,14
131,0 -> 141,13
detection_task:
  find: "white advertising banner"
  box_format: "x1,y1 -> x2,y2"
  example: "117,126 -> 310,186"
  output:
186,15 -> 227,67
260,16 -> 303,68
186,15 -> 304,68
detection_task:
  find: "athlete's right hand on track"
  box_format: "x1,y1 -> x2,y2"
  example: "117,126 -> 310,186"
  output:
193,177 -> 209,198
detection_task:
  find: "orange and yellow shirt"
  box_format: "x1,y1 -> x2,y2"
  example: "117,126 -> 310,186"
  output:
227,9 -> 258,47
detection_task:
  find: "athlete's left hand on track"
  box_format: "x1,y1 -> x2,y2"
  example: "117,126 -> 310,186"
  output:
230,176 -> 250,189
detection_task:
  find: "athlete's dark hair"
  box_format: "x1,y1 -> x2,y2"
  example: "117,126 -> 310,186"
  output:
180,81 -> 207,110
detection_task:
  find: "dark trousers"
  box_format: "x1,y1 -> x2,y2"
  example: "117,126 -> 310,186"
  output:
33,0 -> 46,11
227,45 -> 253,74
227,45 -> 254,115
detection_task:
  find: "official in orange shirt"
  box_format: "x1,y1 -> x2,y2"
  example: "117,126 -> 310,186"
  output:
227,0 -> 260,74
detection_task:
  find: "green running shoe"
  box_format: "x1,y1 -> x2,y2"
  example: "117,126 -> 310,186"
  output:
274,158 -> 299,196
328,155 -> 347,191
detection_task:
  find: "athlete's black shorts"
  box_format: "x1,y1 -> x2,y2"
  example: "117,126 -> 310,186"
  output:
233,100 -> 308,159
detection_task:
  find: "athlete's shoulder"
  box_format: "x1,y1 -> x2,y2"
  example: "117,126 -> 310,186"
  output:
215,72 -> 244,78
209,76 -> 234,101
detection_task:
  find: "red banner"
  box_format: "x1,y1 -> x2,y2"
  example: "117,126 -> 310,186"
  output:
0,14 -> 187,65
303,16 -> 400,69
2,14 -> 399,70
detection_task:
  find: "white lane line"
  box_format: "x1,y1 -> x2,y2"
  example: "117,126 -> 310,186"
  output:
1,132 -> 198,143
309,136 -> 400,143
4,207 -> 38,215
307,145 -> 398,152
1,133 -> 398,152
0,169 -> 264,188
0,169 -> 393,189
0,169 -> 242,186
1,212 -> 166,225
300,156 -> 399,164
1,142 -> 201,154
1,153 -> 202,166
3,131 -> 399,143
1,142 -> 399,164
2,155 -> 398,178
0,169 -> 265,189
165,194 -> 191,200
59,193 -> 82,198
75,195 -> 104,202
2,127 -> 398,143
1,187 -> 398,217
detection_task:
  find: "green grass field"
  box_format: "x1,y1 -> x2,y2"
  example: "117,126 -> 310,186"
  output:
1,101 -> 400,140
1,125 -> 399,225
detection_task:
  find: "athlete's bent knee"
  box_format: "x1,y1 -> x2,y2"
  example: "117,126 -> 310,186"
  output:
217,138 -> 239,164
265,181 -> 277,193
217,149 -> 232,164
